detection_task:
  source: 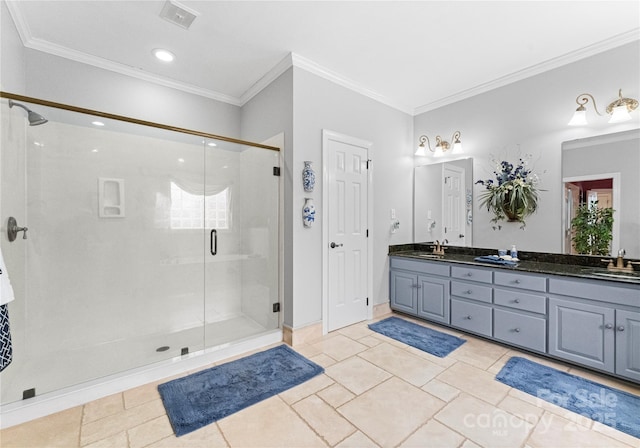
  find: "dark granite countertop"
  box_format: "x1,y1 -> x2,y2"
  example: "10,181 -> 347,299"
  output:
389,243 -> 640,286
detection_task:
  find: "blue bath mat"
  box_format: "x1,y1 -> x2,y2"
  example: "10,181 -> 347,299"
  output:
496,357 -> 640,438
368,316 -> 465,357
158,345 -> 324,436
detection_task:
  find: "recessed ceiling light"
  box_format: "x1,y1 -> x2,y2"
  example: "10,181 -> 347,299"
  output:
207,142 -> 217,147
178,158 -> 185,163
92,121 -> 105,127
153,48 -> 175,62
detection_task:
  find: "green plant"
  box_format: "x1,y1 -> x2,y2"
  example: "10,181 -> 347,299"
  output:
476,158 -> 540,229
571,202 -> 614,255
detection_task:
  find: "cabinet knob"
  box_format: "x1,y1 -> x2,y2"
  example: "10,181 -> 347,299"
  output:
465,315 -> 472,320
605,323 -> 613,329
466,290 -> 473,294
514,299 -> 520,303
617,325 -> 625,332
514,328 -> 521,333
514,279 -> 521,284
465,272 -> 473,277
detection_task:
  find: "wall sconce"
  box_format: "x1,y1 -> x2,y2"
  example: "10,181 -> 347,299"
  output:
568,89 -> 638,126
416,131 -> 462,157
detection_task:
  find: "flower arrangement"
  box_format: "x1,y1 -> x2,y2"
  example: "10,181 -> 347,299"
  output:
476,156 -> 540,229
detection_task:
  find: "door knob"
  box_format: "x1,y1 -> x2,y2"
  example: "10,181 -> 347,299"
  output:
459,234 -> 464,238
330,242 -> 343,249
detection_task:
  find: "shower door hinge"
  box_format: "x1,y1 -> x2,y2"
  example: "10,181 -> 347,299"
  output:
366,229 -> 369,238
272,302 -> 281,313
273,167 -> 281,176
366,297 -> 369,306
366,159 -> 372,169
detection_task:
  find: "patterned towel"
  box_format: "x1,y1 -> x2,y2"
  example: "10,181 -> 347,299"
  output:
0,304 -> 12,372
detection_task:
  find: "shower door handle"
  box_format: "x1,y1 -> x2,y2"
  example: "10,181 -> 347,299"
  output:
210,229 -> 217,256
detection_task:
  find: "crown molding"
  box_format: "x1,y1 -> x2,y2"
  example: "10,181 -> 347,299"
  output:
238,53 -> 294,106
414,29 -> 640,116
289,53 -> 414,115
6,2 -> 241,106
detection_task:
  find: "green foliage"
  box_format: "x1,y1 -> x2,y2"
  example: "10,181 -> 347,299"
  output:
477,179 -> 539,230
571,202 -> 614,255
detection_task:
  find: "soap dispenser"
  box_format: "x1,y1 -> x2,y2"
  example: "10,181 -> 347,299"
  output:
510,245 -> 518,259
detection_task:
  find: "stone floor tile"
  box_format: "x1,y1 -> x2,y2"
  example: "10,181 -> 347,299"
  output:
309,353 -> 338,368
399,419 -> 465,447
498,394 -> 544,426
146,423 -> 228,447
334,430 -> 380,447
82,431 -> 128,448
0,406 -> 82,448
435,393 -> 533,447
357,335 -> 383,348
83,393 -> 124,424
487,350 -> 571,376
506,388 -> 596,429
293,394 -> 356,446
317,383 -> 356,408
527,412 -> 630,448
80,398 -> 166,446
437,361 -> 510,405
278,373 -> 334,405
217,396 -> 326,447
403,345 -> 458,368
421,378 -> 461,403
128,415 -> 174,448
338,377 -> 445,447
338,322 -> 374,341
592,420 -> 640,447
449,337 -> 509,370
324,356 -> 391,395
359,342 -> 444,387
311,334 -> 368,361
123,380 -> 165,410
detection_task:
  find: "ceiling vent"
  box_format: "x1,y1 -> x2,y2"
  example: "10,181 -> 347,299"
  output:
159,1 -> 199,30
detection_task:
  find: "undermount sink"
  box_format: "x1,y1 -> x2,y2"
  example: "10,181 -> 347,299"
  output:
582,269 -> 640,283
410,252 -> 443,259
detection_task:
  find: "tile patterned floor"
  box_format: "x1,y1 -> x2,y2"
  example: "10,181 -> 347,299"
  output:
2,314 -> 639,448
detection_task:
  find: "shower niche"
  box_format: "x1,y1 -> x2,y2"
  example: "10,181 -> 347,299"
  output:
0,95 -> 281,407
98,178 -> 125,217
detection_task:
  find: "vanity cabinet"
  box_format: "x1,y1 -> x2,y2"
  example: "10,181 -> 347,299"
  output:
389,258 -> 450,324
389,254 -> 640,383
548,277 -> 640,382
615,309 -> 640,382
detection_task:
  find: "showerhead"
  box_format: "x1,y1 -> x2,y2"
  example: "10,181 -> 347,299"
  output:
8,99 -> 48,126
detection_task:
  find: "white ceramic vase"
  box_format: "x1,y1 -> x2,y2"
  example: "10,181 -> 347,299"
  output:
302,198 -> 316,228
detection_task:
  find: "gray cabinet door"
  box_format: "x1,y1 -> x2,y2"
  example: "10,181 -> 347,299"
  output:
417,275 -> 450,324
615,309 -> 640,382
390,270 -> 417,314
548,297 -> 615,373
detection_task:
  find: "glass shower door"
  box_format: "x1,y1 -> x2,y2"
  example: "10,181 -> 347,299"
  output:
1,100 -> 208,404
203,142 -> 280,348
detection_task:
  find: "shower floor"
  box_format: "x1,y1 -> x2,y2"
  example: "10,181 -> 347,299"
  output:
0,314 -> 270,406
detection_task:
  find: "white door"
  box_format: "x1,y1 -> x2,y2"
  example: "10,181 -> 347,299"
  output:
323,130 -> 371,332
442,164 -> 466,246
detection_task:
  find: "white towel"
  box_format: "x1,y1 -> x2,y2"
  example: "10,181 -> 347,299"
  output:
0,248 -> 15,306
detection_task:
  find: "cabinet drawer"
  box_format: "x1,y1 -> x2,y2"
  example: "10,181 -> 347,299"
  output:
494,308 -> 546,352
390,257 -> 450,277
494,271 -> 547,292
451,298 -> 492,337
451,266 -> 492,284
549,277 -> 639,306
451,281 -> 492,303
494,288 -> 546,314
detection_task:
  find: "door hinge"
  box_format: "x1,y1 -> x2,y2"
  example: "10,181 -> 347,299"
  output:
272,302 -> 281,313
273,167 -> 281,176
366,159 -> 372,169
366,297 -> 369,306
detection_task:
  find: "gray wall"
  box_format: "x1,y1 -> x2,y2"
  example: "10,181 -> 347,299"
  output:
292,67 -> 414,328
415,41 -> 640,254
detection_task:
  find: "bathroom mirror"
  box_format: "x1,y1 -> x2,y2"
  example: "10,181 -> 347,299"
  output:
414,158 -> 473,246
561,129 -> 640,258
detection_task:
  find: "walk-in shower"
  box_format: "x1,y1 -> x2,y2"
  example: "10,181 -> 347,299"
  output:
0,95 -> 281,413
